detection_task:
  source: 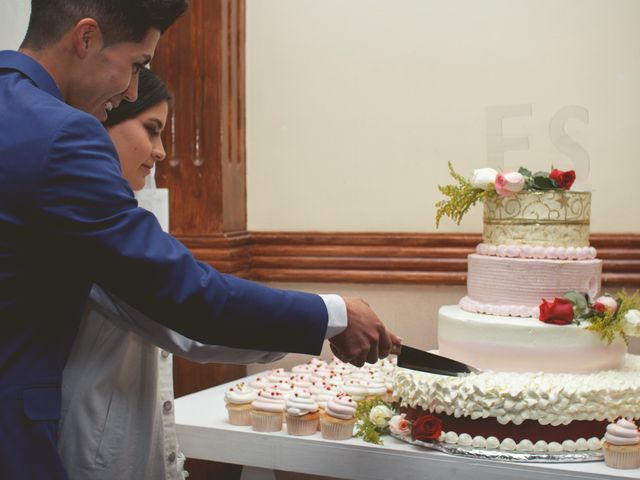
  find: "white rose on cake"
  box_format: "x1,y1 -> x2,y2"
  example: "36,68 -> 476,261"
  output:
470,168 -> 498,190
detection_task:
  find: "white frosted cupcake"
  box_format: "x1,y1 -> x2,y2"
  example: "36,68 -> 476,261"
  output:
285,388 -> 320,436
250,386 -> 286,432
266,368 -> 292,384
320,392 -> 357,441
341,379 -> 368,401
603,418 -> 640,469
224,382 -> 257,426
289,374 -> 313,389
249,375 -> 271,392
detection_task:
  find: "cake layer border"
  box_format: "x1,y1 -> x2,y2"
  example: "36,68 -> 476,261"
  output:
390,433 -> 604,463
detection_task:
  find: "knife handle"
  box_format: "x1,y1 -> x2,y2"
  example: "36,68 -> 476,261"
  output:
390,343 -> 402,356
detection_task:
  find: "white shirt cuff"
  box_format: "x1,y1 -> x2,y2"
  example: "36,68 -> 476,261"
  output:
319,294 -> 348,339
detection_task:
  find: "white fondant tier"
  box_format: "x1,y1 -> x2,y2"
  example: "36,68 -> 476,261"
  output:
466,254 -> 602,312
438,305 -> 627,373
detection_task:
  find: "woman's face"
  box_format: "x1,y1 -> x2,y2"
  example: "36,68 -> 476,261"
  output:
107,100 -> 169,191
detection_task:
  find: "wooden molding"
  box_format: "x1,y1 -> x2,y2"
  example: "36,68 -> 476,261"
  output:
153,0 -> 246,236
177,232 -> 640,287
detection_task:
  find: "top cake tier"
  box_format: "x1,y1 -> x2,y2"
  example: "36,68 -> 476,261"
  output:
483,191 -> 591,247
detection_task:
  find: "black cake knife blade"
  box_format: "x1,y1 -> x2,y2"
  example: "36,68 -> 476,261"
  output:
393,344 -> 479,376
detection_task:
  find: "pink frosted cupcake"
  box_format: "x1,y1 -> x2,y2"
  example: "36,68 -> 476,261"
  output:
225,382 -> 257,426
285,388 -> 320,436
320,392 -> 357,441
250,386 -> 286,432
603,418 -> 640,469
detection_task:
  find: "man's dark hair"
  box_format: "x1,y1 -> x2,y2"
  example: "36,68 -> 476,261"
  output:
103,68 -> 171,127
21,0 -> 188,50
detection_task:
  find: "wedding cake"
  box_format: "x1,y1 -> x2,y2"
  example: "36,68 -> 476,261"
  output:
394,166 -> 640,453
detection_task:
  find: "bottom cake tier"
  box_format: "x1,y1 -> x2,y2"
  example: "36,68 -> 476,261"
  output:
438,304 -> 627,373
393,354 -> 640,453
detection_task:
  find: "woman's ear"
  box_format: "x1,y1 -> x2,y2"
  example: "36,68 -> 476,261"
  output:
70,18 -> 102,59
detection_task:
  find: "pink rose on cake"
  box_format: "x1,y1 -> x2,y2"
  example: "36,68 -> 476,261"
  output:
494,171 -> 525,197
539,298 -> 574,325
388,413 -> 411,437
594,295 -> 618,314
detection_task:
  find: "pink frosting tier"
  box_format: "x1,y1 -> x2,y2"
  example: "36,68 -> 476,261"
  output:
465,254 -> 602,314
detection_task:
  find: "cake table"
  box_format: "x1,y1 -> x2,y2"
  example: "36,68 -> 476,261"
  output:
174,373 -> 638,480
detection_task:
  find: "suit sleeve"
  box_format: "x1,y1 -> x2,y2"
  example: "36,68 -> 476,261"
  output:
33,112 -> 328,355
88,285 -> 286,364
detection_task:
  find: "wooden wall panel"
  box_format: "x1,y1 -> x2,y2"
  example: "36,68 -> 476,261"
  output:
177,232 -> 640,287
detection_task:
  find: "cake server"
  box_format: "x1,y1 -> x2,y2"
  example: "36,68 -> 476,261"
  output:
391,343 -> 479,376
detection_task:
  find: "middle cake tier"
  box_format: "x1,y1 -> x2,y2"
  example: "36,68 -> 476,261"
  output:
463,253 -> 602,318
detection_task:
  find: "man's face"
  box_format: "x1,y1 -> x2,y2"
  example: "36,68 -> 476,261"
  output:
70,28 -> 161,121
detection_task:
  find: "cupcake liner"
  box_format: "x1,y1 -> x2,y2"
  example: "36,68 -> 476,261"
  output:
226,404 -> 252,426
604,443 -> 640,469
250,410 -> 284,432
320,416 -> 355,441
286,413 -> 319,436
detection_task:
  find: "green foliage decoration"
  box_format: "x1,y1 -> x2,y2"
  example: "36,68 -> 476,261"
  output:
435,162 -> 494,227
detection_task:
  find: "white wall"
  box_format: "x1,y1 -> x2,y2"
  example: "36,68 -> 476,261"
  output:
247,0 -> 640,233
0,1 -> 29,49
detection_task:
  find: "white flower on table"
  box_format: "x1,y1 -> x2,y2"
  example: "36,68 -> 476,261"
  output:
369,405 -> 394,428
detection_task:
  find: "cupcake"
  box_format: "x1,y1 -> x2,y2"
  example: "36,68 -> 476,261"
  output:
285,388 -> 320,436
225,382 -> 257,426
250,386 -> 286,432
320,392 -> 357,440
603,418 -> 640,469
249,375 -> 271,392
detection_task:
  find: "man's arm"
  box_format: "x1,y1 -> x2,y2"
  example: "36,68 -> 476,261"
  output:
37,111 -> 397,362
88,285 -> 286,364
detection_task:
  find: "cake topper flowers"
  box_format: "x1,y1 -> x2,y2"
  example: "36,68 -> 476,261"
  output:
435,162 -> 576,227
539,290 -> 640,344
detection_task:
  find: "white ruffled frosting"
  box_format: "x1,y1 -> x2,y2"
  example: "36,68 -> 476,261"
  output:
224,383 -> 257,405
286,388 -> 319,416
325,392 -> 357,420
393,355 -> 640,426
604,418 -> 640,446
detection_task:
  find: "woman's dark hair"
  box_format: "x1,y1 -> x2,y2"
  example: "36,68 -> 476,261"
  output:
103,68 -> 171,127
21,0 -> 188,50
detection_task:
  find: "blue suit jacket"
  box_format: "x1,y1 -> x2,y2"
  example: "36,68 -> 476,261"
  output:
0,51 -> 328,479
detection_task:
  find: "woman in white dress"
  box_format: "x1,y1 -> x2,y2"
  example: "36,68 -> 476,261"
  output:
57,68 -> 284,480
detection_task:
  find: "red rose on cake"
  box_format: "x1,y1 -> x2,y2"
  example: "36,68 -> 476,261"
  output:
411,414 -> 442,442
549,169 -> 576,190
539,298 -> 574,325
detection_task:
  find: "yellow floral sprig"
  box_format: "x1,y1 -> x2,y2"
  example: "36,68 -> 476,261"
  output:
585,290 -> 640,344
435,162 -> 494,227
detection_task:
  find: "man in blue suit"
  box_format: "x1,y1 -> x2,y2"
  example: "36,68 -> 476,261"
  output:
0,1 -> 398,477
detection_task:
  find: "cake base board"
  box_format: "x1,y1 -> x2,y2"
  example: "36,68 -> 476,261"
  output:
390,433 -> 604,463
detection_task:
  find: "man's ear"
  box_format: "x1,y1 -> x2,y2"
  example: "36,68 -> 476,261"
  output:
71,18 -> 102,59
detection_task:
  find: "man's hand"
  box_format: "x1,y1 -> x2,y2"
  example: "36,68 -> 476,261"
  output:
329,297 -> 400,367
